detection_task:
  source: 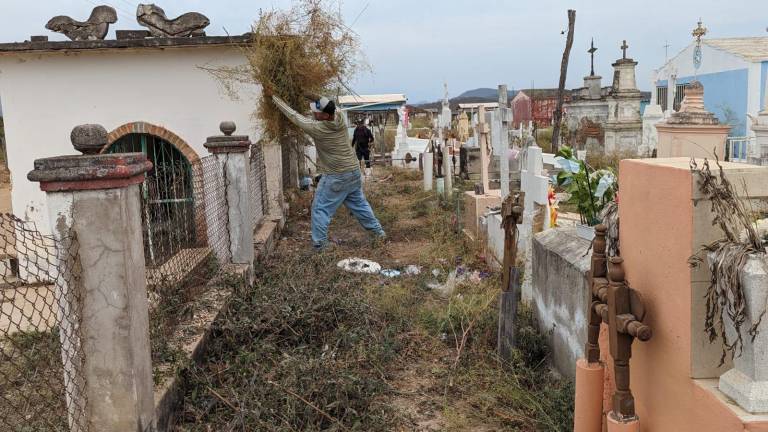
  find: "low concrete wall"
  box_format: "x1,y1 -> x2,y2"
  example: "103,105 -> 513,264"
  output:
532,227 -> 591,380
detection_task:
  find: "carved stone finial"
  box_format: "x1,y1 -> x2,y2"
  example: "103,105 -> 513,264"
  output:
220,121 -> 236,136
46,6 -> 117,41
71,124 -> 108,155
136,4 -> 210,38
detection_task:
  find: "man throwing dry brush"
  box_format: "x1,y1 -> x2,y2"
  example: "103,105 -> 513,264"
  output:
272,95 -> 386,251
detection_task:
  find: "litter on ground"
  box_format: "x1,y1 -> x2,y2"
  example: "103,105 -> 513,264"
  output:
337,258 -> 382,274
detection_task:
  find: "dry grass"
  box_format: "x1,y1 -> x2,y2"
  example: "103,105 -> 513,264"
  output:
173,167 -> 573,431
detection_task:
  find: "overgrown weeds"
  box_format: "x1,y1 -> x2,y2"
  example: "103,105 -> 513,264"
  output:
175,250 -> 401,431
175,167 -> 573,431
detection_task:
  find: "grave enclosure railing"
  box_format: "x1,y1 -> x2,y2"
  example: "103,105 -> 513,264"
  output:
143,153 -> 234,367
0,214 -> 88,431
0,122 -> 268,431
249,142 -> 269,231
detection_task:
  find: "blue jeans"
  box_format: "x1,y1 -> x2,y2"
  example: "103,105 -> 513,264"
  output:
312,170 -> 384,249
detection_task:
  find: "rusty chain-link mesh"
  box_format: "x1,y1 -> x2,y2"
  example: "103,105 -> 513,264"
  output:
0,214 -> 87,432
249,143 -> 268,230
142,154 -> 232,371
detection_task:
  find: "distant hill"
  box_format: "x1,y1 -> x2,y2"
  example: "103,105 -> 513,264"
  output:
412,87 -> 564,111
456,88 -> 516,99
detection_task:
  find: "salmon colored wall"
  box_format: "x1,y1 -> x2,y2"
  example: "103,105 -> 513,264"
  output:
597,159 -> 768,431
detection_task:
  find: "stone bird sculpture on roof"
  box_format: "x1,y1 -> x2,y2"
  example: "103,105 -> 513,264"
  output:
45,6 -> 118,41
136,4 -> 210,38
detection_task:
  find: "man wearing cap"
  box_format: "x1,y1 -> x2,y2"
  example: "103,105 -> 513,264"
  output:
272,94 -> 386,251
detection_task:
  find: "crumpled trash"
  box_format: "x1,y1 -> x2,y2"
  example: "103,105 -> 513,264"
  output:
404,265 -> 421,276
380,269 -> 401,278
428,270 -> 457,297
337,258 -> 382,274
432,268 -> 442,277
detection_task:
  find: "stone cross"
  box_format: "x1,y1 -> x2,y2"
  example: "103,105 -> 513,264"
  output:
589,38 -> 598,76
518,144 -> 551,301
621,40 -> 629,59
520,145 -> 550,233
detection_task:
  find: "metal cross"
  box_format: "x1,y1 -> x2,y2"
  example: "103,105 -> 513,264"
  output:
621,40 -> 629,59
588,38 -> 598,76
692,19 -> 708,43
664,40 -> 671,62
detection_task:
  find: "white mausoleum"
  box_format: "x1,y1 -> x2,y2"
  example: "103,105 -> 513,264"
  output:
0,34 -> 284,234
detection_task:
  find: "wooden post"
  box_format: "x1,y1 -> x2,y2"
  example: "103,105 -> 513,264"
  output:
498,191 -> 525,360
551,9 -> 576,153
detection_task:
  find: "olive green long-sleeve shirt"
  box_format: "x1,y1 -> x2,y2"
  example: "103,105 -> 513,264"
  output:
272,96 -> 360,175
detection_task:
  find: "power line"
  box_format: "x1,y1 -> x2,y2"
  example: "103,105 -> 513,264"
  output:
350,2 -> 370,28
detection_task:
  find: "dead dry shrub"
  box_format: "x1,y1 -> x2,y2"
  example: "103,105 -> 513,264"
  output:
253,1 -> 364,141
689,158 -> 766,365
206,0 -> 365,143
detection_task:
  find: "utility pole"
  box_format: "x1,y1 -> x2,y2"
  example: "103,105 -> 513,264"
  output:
551,9 -> 576,153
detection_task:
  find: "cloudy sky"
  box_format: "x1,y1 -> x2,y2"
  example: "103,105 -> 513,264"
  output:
2,0 -> 767,102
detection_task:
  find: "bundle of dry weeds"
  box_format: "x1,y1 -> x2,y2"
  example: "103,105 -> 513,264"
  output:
244,0 -> 363,142
689,158 -> 765,365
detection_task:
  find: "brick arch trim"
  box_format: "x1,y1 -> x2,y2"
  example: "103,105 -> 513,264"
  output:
103,122 -> 201,164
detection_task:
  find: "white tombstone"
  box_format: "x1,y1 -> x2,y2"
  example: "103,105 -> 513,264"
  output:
498,85 -> 512,199
718,255 -> 768,413
440,82 -> 452,129
641,71 -> 664,157
749,69 -> 768,165
666,72 -> 677,117
518,145 -> 551,302
477,105 -> 491,193
423,152 -> 433,191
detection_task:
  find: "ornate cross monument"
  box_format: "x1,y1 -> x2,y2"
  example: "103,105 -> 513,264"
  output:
620,40 -> 628,59
692,19 -> 707,79
588,38 -> 598,76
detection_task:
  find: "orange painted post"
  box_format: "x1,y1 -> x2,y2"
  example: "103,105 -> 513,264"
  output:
574,359 -> 605,432
607,414 -> 640,432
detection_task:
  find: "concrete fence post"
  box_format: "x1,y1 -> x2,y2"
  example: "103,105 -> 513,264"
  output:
27,124 -> 156,431
204,121 -> 255,282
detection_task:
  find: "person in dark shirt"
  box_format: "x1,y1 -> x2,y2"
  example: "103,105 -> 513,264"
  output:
351,120 -> 374,177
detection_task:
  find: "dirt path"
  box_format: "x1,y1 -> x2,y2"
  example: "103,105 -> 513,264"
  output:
174,168 -> 573,431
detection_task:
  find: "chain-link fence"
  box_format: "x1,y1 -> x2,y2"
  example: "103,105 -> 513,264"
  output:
249,143 -> 269,230
141,154 -> 233,373
0,214 -> 87,432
